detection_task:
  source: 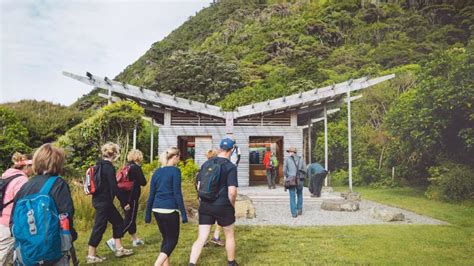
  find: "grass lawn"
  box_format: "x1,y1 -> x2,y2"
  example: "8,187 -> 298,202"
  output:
72,185 -> 474,265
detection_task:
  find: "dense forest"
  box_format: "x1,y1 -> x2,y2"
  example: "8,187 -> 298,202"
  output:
1,0 -> 472,201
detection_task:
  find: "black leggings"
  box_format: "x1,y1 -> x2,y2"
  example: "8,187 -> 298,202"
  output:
88,204 -> 124,247
154,211 -> 180,257
121,199 -> 139,235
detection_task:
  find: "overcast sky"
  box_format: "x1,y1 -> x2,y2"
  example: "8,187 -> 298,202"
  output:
0,0 -> 212,105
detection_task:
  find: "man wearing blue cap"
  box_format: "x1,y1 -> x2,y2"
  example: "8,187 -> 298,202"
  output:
189,138 -> 239,266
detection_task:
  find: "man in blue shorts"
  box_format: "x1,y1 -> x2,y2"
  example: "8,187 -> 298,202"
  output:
189,138 -> 238,266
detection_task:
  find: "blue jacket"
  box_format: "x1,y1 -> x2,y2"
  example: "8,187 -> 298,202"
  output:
145,166 -> 188,223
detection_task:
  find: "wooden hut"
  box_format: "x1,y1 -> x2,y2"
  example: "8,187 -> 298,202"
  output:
64,71 -> 394,187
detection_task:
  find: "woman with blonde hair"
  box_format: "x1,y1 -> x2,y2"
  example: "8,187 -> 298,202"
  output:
106,149 -> 147,249
12,144 -> 76,265
145,147 -> 187,266
0,153 -> 31,264
87,142 -> 133,264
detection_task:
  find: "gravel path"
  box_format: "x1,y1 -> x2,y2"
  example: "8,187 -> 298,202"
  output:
235,186 -> 448,226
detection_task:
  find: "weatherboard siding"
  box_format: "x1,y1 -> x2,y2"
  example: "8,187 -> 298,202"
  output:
158,125 -> 303,187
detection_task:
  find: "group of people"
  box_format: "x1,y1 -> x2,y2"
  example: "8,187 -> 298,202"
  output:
0,136 -> 326,265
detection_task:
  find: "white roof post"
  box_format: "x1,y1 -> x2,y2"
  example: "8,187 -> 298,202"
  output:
347,80 -> 353,192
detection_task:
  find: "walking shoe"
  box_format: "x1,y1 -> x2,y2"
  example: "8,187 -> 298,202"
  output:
132,239 -> 145,247
105,238 -> 116,252
210,237 -> 225,246
298,209 -> 302,216
86,255 -> 106,264
292,214 -> 297,218
228,260 -> 239,266
115,247 -> 133,257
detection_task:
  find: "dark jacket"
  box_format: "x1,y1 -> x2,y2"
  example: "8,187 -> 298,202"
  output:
12,175 -> 77,241
92,160 -> 119,207
117,161 -> 147,205
145,166 -> 187,223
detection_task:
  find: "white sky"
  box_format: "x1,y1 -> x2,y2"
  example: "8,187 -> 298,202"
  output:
0,0 -> 212,105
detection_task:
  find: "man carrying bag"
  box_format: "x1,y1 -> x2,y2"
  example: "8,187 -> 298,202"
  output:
283,147 -> 306,218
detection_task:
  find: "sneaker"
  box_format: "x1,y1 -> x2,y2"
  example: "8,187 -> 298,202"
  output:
105,238 -> 116,252
86,255 -> 106,264
132,239 -> 145,247
228,260 -> 239,266
298,209 -> 302,216
115,247 -> 133,257
292,214 -> 297,218
210,237 -> 225,246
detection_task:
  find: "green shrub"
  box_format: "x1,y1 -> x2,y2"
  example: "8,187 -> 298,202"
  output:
369,178 -> 404,189
425,162 -> 474,202
178,159 -> 200,184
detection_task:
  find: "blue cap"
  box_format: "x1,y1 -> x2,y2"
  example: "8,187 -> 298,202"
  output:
220,138 -> 235,151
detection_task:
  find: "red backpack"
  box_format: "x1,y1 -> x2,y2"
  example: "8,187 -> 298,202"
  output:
116,165 -> 133,191
84,165 -> 101,195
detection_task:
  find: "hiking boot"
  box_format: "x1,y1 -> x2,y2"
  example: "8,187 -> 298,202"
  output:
86,255 -> 106,264
115,247 -> 133,257
132,239 -> 145,247
210,237 -> 225,246
105,238 -> 116,252
298,209 -> 302,216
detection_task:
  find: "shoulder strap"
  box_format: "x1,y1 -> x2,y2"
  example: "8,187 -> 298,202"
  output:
2,174 -> 23,182
39,176 -> 59,195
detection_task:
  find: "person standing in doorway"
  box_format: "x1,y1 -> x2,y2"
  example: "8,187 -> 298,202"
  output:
189,138 -> 239,266
283,147 -> 306,218
263,147 -> 276,189
307,162 -> 327,197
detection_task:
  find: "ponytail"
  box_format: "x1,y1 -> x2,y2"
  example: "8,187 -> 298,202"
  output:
159,147 -> 180,166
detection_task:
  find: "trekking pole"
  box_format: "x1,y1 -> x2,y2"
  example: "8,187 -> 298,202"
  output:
70,244 -> 79,266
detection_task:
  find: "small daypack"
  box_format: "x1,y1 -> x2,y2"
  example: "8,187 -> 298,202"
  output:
116,165 -> 133,191
198,159 -> 223,202
0,174 -> 22,216
270,155 -> 279,168
83,164 -> 101,195
12,176 -> 62,265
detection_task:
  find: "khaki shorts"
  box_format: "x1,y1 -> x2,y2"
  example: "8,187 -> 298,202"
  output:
0,224 -> 14,265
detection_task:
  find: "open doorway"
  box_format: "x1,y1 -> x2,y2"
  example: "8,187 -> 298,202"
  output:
177,136 -> 195,161
249,136 -> 284,186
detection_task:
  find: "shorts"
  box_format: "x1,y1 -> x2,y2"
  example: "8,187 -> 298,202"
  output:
198,203 -> 235,227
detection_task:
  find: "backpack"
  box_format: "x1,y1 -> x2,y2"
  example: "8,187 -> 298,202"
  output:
270,155 -> 279,168
197,159 -> 223,202
12,176 -> 62,266
0,174 -> 22,216
116,165 -> 133,191
83,164 -> 101,195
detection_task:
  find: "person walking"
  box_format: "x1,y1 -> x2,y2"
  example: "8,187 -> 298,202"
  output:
87,142 -> 133,264
283,147 -> 306,218
12,144 -> 77,265
263,147 -> 276,189
107,149 -> 147,249
145,147 -> 188,266
0,153 -> 31,264
229,140 -> 241,167
189,138 -> 239,266
203,149 -> 224,247
307,162 -> 327,197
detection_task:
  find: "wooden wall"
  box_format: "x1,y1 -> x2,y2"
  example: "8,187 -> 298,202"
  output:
158,125 -> 303,187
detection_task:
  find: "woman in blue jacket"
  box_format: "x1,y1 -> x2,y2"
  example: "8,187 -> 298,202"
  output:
145,147 -> 188,266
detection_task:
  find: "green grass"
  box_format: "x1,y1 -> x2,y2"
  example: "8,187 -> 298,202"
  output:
72,185 -> 474,265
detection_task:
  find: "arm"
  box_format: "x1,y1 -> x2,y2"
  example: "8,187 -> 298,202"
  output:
283,158 -> 288,178
145,174 -> 157,223
135,165 -> 147,186
228,186 -> 237,208
54,179 -> 77,241
235,147 -> 241,166
173,169 -> 188,223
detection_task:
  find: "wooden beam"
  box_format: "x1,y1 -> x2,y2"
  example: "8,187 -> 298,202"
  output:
63,71 -> 225,118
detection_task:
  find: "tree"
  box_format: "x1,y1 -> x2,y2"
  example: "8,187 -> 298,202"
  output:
0,106 -> 31,172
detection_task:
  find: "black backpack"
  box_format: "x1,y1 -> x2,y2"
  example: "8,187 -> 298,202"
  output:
198,159 -> 223,202
0,174 -> 22,216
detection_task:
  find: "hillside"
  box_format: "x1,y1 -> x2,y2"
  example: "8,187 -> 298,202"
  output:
115,0 -> 472,109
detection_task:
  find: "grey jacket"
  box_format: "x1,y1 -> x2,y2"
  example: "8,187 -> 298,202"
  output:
283,155 -> 306,180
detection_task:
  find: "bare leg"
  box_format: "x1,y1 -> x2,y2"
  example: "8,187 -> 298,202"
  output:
213,224 -> 221,239
222,224 -> 236,261
155,252 -> 169,266
131,233 -> 139,241
114,238 -> 123,250
163,257 -> 170,266
88,246 -> 96,257
189,225 -> 212,264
